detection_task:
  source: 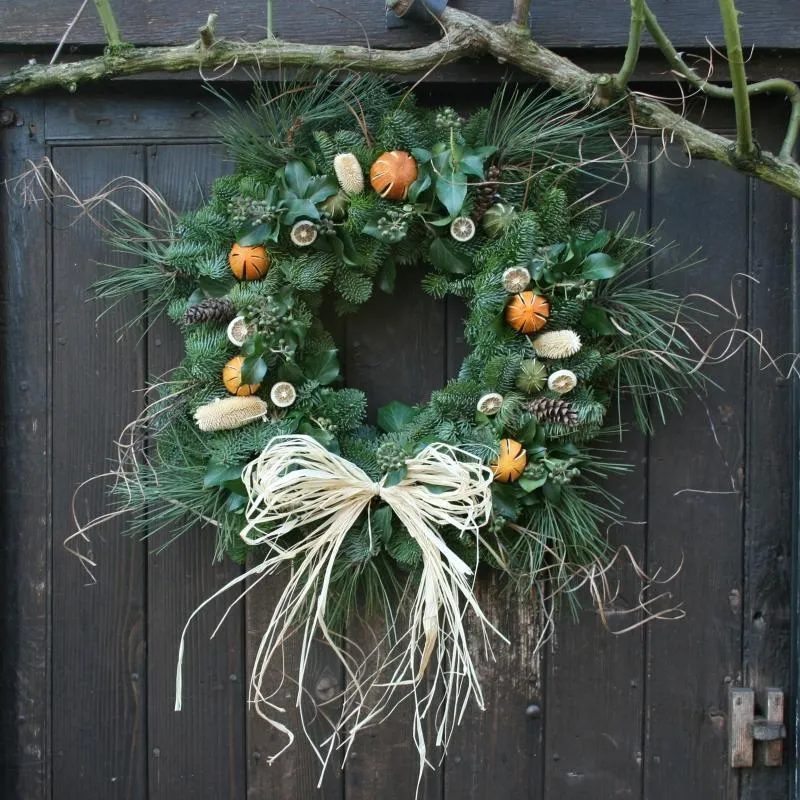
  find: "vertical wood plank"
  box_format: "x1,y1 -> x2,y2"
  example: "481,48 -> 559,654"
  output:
740,105 -> 793,799
146,143 -> 246,800
343,265 -> 446,800
644,151 -> 747,800
542,146 -> 651,800
50,144 -> 147,800
0,97 -> 51,800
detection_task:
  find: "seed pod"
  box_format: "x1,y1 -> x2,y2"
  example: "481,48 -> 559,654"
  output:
194,396 -> 268,432
333,153 -> 365,195
533,329 -> 582,359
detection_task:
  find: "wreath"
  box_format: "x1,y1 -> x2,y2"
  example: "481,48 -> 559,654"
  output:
77,74 -> 708,780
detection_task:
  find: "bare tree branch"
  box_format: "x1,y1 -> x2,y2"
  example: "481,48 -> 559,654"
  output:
511,0 -> 533,28
0,6 -> 799,197
614,0 -> 645,92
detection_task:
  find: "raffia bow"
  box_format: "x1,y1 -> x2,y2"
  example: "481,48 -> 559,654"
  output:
175,434 -> 504,785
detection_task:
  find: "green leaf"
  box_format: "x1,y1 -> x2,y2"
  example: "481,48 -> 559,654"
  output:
238,221 -> 273,246
428,238 -> 471,275
383,466 -> 408,487
491,482 -> 519,520
307,175 -> 338,204
284,199 -> 320,225
377,400 -> 418,433
581,252 -> 623,281
411,147 -> 432,163
542,480 -> 563,504
298,422 -> 340,452
515,415 -> 539,445
203,460 -> 245,489
581,304 -> 617,335
584,229 -> 612,251
304,349 -> 340,385
240,355 -> 268,385
197,276 -> 232,297
459,154 -> 486,178
282,161 -> 312,195
518,475 -> 547,493
435,170 -> 468,216
371,505 -> 394,546
408,168 -> 431,202
226,492 -> 248,513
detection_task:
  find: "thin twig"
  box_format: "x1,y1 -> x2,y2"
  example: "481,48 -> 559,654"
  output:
510,0 -> 532,28
92,0 -> 122,47
198,13 -> 218,49
614,0 -> 644,91
50,0 -> 90,65
717,0 -> 754,156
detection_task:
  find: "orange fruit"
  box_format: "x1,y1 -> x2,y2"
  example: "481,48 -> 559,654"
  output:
369,151 -> 418,201
228,243 -> 270,281
505,291 -> 550,334
491,439 -> 527,483
222,356 -> 261,396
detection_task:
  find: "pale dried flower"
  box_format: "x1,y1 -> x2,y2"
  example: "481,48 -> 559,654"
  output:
333,152 -> 364,195
194,396 -> 268,432
533,329 -> 582,359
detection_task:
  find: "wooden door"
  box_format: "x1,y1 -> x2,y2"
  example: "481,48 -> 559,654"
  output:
0,86 -> 794,800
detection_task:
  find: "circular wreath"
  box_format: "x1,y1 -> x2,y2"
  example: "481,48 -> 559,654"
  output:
86,74 -> 706,767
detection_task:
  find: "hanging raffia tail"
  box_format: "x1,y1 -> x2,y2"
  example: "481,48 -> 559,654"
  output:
174,434 -> 505,782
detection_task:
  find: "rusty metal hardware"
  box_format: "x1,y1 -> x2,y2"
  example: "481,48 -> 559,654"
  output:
729,687 -> 785,768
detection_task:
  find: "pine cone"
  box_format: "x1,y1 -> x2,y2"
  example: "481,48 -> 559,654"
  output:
471,164 -> 501,222
524,396 -> 579,426
184,297 -> 236,325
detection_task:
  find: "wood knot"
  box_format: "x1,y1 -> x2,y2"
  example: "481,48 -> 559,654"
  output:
315,671 -> 339,702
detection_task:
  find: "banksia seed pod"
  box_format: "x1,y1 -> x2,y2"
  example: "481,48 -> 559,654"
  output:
476,392 -> 503,415
290,220 -> 318,247
547,369 -> 578,395
471,164 -> 501,222
516,359 -> 548,394
334,153 -> 365,195
532,329 -> 582,359
270,381 -> 297,408
194,396 -> 268,432
450,216 -> 476,242
502,266 -> 531,294
184,297 -> 236,325
524,397 -> 579,426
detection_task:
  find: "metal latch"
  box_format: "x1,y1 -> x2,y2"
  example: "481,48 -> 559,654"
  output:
729,688 -> 785,768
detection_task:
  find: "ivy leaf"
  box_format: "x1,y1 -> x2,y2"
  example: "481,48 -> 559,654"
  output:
383,466 -> 408,487
411,147 -> 432,164
362,221 -> 382,240
435,170 -> 468,216
518,475 -> 548,493
581,252 -> 623,281
238,221 -> 273,247
584,229 -> 612,251
298,422 -> 340,452
491,482 -> 520,520
581,304 -> 617,335
428,238 -> 471,275
240,355 -> 268,385
377,400 -> 418,433
304,349 -> 340,385
408,168 -> 431,202
283,199 -> 320,225
226,492 -> 248,513
203,459 -> 246,489
459,154 -> 486,179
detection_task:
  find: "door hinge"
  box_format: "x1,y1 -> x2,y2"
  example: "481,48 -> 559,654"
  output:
729,687 -> 785,768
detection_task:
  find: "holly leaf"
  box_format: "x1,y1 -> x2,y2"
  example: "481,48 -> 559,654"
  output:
428,238 -> 471,275
581,252 -> 623,281
240,355 -> 268,385
377,401 -> 418,433
304,349 -> 340,385
435,170 -> 468,216
581,304 -> 617,335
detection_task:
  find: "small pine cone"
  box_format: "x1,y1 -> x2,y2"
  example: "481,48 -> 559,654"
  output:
184,297 -> 236,325
471,164 -> 501,222
524,396 -> 579,426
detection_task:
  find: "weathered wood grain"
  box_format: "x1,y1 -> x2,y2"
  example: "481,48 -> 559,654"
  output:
740,105 -> 793,799
543,145 -> 651,800
0,96 -> 50,800
0,0 -> 797,49
145,143 -> 246,800
50,144 -> 147,800
644,146 -> 748,800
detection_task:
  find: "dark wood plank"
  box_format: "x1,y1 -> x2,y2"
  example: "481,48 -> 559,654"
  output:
145,143 -> 246,800
0,97 -> 51,800
343,264 -> 446,799
1,0 -> 799,50
50,144 -> 147,800
543,145 -> 651,800
740,106 -> 793,799
444,573 -> 544,798
643,149 -> 748,800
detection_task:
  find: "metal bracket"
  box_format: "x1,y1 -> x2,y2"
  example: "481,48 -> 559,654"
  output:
729,687 -> 785,768
386,0 -> 449,29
